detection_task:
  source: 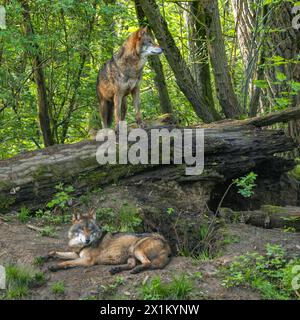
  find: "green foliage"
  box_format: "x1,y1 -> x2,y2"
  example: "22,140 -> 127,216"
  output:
46,183 -> 74,211
0,0 -> 299,159
36,184 -> 75,223
17,206 -> 31,223
289,164 -> 300,181
35,209 -> 62,225
141,274 -> 193,300
4,264 -> 46,299
39,226 -> 57,238
166,207 -> 175,216
100,276 -> 124,298
51,281 -> 65,295
234,172 -> 257,198
33,256 -> 47,267
96,203 -> 142,232
222,244 -> 300,300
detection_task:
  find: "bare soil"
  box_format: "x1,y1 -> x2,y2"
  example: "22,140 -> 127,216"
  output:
1,216 -> 299,300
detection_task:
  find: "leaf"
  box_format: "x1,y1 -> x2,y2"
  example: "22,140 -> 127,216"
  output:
253,80 -> 269,89
276,72 -> 287,81
290,81 -> 300,92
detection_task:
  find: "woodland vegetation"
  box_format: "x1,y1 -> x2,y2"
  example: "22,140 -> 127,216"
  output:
0,0 -> 299,157
0,0 -> 300,301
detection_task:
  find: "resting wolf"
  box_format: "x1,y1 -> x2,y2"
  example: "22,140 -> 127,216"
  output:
45,209 -> 171,274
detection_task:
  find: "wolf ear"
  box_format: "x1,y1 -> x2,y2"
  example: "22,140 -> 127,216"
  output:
88,208 -> 97,221
72,209 -> 83,223
138,26 -> 148,37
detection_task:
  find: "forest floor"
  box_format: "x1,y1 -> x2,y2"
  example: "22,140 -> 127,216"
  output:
1,214 -> 299,300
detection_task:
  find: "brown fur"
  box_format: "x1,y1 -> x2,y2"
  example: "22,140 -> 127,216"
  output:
96,27 -> 163,131
45,210 -> 171,274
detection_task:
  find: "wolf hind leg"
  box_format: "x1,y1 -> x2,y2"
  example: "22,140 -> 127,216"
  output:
100,99 -> 114,128
109,257 -> 136,275
150,252 -> 171,270
130,250 -> 151,274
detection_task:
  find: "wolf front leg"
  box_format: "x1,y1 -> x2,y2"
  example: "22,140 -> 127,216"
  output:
48,257 -> 94,272
52,251 -> 80,260
132,87 -> 142,127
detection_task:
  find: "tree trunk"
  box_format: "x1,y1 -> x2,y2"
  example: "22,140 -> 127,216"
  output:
138,0 -> 217,123
263,2 -> 300,152
184,1 -> 220,120
20,0 -> 54,147
60,1 -> 98,143
231,0 -> 266,116
203,0 -> 242,118
134,0 -> 173,115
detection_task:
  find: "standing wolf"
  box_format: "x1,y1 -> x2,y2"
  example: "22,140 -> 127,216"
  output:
96,27 -> 163,131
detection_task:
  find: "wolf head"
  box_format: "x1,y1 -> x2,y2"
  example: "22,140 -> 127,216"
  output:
134,26 -> 163,57
68,209 -> 102,250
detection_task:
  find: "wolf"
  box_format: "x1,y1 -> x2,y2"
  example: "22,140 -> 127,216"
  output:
45,209 -> 171,274
96,27 -> 163,131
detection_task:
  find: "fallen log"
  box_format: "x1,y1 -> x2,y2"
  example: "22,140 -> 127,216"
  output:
0,125 -> 296,213
200,105 -> 300,129
219,206 -> 300,231
245,106 -> 300,127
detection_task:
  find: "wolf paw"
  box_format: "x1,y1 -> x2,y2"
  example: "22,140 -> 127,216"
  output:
48,265 -> 59,272
109,267 -> 121,275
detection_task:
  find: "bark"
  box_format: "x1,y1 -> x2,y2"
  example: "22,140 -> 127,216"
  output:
134,0 -> 173,114
231,0 -> 266,116
184,1 -> 220,120
20,0 -> 54,147
264,2 -> 300,108
138,0 -> 216,123
202,0 -> 242,118
263,2 -> 300,148
220,206 -> 300,231
0,123 -> 296,213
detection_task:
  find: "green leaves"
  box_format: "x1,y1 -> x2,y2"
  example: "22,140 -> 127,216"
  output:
253,79 -> 269,89
234,172 -> 257,198
222,244 -> 300,299
276,71 -> 287,82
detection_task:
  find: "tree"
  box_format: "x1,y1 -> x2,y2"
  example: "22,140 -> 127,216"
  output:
183,1 -> 220,120
134,0 -> 173,115
231,0 -> 266,116
20,0 -> 54,147
231,0 -> 300,145
138,0 -> 218,123
202,0 -> 242,118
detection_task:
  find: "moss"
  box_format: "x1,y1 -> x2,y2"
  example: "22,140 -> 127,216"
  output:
78,164 -> 152,187
289,164 -> 300,181
0,193 -> 16,210
261,205 -> 284,215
